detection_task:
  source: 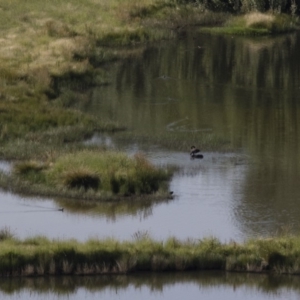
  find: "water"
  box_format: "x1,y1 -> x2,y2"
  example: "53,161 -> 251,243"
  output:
1,31 -> 300,298
0,152 -> 251,241
0,272 -> 300,300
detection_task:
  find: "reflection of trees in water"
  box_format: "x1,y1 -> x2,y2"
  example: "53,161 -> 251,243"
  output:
1,272 -> 300,296
92,32 -> 300,144
55,198 -> 174,221
89,33 -> 300,237
234,160 -> 300,237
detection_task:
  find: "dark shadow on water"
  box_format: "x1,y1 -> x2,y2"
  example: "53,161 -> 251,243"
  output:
54,196 -> 174,220
0,272 -> 300,298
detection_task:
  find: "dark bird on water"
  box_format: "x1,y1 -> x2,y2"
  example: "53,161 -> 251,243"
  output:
190,146 -> 203,159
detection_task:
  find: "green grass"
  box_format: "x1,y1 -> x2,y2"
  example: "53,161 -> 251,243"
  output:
0,231 -> 300,276
5,150 -> 172,200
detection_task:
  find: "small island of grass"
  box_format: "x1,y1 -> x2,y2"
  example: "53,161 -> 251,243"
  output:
0,151 -> 172,201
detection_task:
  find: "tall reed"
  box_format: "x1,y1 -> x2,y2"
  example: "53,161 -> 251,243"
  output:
9,150 -> 172,200
1,232 -> 300,276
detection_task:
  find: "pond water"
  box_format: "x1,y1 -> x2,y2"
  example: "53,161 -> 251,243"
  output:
1,31 -> 300,298
86,31 -> 300,241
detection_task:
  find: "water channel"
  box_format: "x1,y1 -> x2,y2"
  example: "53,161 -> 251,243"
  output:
1,31 -> 300,298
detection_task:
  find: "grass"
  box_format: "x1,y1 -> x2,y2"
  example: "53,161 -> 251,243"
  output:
4,150 -> 172,200
201,12 -> 299,35
0,228 -> 15,241
1,230 -> 300,276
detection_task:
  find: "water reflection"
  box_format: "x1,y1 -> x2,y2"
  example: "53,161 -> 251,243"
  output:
0,161 -> 11,174
0,272 -> 299,299
85,32 -> 300,239
55,197 -> 172,221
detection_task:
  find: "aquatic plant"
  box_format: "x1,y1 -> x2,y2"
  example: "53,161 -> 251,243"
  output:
13,161 -> 48,175
47,151 -> 171,195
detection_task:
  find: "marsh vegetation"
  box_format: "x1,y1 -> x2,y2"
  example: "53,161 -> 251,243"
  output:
0,151 -> 172,200
1,228 -> 300,276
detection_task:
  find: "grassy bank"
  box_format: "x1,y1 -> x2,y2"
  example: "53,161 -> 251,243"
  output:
0,0 -> 298,154
1,1 -> 296,146
0,230 -> 300,276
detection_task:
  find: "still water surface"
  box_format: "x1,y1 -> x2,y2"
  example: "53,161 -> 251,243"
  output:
1,31 -> 300,298
0,272 -> 300,300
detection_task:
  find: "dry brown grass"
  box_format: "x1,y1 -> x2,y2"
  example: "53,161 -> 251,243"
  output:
244,12 -> 275,27
0,0 -> 158,67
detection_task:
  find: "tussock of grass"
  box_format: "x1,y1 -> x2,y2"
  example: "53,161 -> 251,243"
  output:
13,161 -> 48,175
143,3 -> 229,28
1,233 -> 300,276
244,12 -> 275,27
46,150 -> 171,196
5,150 -> 172,200
96,28 -> 151,47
